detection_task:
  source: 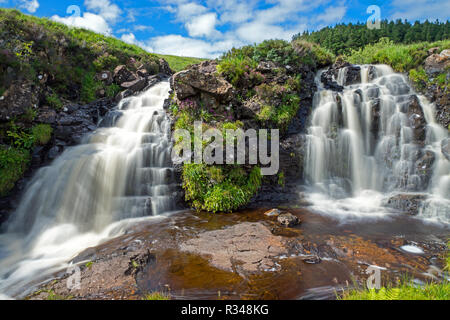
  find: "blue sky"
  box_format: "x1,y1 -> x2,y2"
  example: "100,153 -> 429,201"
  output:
1,0 -> 449,58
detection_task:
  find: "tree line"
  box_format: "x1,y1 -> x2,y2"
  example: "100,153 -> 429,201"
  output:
293,19 -> 450,55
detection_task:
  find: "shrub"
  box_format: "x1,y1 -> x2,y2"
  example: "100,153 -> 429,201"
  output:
253,39 -> 307,67
31,124 -> 52,145
217,56 -> 258,86
105,83 -> 121,98
93,53 -> 119,71
46,93 -> 63,109
0,147 -> 30,196
80,72 -> 101,103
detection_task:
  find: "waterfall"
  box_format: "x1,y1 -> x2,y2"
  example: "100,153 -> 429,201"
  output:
0,81 -> 177,297
304,65 -> 450,223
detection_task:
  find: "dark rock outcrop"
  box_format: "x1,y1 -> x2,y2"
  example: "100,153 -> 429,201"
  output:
0,81 -> 40,121
386,193 -> 428,215
401,95 -> 427,145
171,60 -> 233,103
320,60 -> 361,90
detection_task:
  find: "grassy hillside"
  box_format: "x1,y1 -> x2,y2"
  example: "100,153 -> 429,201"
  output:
155,54 -> 206,73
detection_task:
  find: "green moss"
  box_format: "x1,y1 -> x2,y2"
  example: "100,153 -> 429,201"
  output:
277,171 -> 285,187
182,164 -> 262,213
256,94 -> 300,131
31,124 -> 52,145
0,147 -> 30,196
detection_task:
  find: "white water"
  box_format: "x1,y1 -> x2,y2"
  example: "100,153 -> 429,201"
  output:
0,81 -> 176,297
305,65 -> 450,223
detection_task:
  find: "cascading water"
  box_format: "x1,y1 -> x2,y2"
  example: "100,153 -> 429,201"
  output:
0,81 -> 177,297
304,64 -> 450,223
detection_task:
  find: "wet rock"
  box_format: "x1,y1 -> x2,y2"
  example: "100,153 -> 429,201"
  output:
386,193 -> 428,215
113,65 -> 137,85
403,95 -> 427,145
264,208 -> 281,217
424,49 -> 450,76
120,77 -> 147,92
342,65 -> 362,86
442,138 -> 450,161
320,71 -> 343,92
179,222 -> 287,273
47,146 -> 60,160
277,212 -> 300,227
370,98 -> 381,139
415,150 -> 436,189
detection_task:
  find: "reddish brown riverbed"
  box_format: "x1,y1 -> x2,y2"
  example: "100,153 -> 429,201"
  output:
29,208 -> 449,300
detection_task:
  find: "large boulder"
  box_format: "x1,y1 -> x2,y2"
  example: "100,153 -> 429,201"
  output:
113,65 -> 137,85
424,49 -> 450,76
171,60 -> 232,102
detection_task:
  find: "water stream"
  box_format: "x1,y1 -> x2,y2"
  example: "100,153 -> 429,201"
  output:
0,81 -> 176,297
304,64 -> 450,223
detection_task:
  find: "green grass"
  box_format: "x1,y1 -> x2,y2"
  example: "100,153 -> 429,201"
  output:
0,147 -> 30,196
142,292 -> 171,300
155,53 -> 206,72
341,281 -> 450,300
31,124 -> 52,145
346,37 -> 450,72
342,242 -> 450,300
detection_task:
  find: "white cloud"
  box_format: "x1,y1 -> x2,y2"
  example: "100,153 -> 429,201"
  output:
390,0 -> 450,21
120,32 -> 154,52
315,6 -> 347,25
176,2 -> 208,21
185,13 -> 219,37
122,0 -> 347,57
51,12 -> 111,35
18,0 -> 39,13
148,34 -> 238,58
84,0 -> 121,23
